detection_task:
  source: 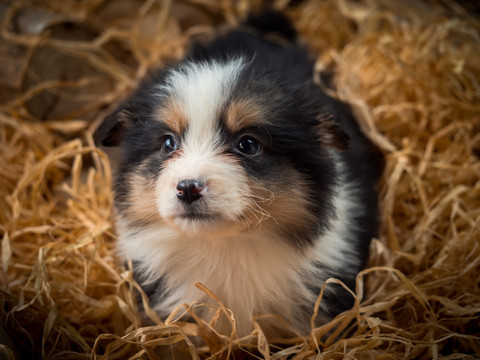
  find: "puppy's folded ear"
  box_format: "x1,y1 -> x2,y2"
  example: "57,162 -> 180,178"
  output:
93,108 -> 131,147
318,118 -> 350,150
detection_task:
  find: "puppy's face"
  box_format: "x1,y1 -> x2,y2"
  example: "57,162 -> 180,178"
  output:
96,58 -> 348,246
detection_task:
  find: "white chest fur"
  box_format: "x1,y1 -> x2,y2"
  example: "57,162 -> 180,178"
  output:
117,221 -> 317,335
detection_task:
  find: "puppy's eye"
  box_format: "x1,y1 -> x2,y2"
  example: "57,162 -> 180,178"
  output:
236,136 -> 261,156
162,135 -> 178,154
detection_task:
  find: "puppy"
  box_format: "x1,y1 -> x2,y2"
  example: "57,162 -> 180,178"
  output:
94,11 -> 383,337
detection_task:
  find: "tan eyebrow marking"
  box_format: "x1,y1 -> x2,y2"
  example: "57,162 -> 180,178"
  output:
224,100 -> 267,133
156,100 -> 188,134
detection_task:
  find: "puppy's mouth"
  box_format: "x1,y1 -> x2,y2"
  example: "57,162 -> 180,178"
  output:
169,208 -> 233,235
178,211 -> 219,221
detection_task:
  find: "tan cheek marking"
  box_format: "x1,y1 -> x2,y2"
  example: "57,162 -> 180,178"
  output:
244,172 -> 316,231
266,187 -> 316,227
126,169 -> 162,223
240,191 -> 315,233
224,100 -> 267,133
156,100 -> 187,134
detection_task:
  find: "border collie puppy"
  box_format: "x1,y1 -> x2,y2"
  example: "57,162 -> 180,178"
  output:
94,11 -> 383,336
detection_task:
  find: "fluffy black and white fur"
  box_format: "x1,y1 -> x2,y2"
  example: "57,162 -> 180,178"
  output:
94,11 -> 383,337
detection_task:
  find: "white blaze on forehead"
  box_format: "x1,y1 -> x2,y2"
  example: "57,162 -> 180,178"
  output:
161,58 -> 245,152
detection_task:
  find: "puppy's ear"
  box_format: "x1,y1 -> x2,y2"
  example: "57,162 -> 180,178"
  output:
318,119 -> 350,150
94,108 -> 131,147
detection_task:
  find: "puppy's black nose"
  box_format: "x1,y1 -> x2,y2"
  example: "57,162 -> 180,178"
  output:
176,179 -> 204,204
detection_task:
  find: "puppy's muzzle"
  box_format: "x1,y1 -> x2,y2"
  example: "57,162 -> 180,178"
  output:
176,179 -> 205,204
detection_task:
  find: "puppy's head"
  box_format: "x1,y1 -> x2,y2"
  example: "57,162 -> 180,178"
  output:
95,58 -> 348,247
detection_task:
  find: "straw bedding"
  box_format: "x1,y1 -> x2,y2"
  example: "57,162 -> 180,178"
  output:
0,0 -> 479,359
